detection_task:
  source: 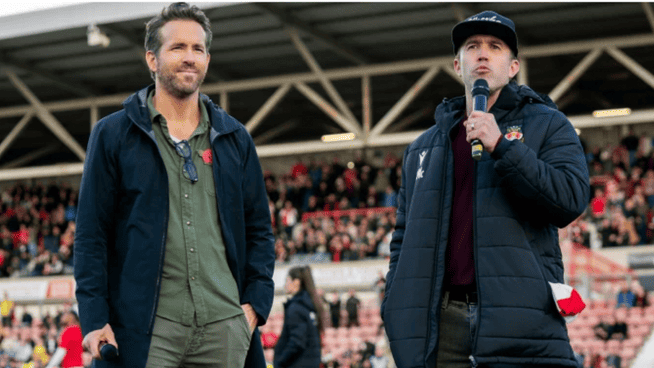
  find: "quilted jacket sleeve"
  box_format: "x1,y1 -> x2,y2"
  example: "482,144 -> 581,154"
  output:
491,109 -> 590,228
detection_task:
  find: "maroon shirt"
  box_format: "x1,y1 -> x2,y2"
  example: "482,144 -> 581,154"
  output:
445,117 -> 475,287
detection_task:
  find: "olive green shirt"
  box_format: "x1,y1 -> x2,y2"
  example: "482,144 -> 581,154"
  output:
147,90 -> 243,326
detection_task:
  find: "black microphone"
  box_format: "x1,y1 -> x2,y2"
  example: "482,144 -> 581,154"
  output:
471,79 -> 490,161
100,342 -> 119,361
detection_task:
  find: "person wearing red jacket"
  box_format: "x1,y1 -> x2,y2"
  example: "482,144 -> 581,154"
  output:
46,311 -> 83,368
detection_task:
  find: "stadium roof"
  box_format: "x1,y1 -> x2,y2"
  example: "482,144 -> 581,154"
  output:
1,2 -> 654,179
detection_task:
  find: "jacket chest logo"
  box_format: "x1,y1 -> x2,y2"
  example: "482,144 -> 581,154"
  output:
417,150 -> 427,180
504,126 -> 524,142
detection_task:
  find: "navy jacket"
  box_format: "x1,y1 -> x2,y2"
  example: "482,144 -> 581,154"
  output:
274,290 -> 321,368
74,85 -> 275,368
381,82 -> 589,368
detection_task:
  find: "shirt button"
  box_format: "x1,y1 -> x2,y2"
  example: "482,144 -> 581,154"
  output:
187,221 -> 191,226
185,194 -> 189,198
190,248 -> 194,252
191,277 -> 195,280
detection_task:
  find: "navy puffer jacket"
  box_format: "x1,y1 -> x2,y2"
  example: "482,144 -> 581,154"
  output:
381,82 -> 589,368
274,290 -> 321,368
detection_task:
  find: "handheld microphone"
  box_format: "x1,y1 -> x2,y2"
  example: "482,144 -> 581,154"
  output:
100,342 -> 119,361
471,79 -> 490,161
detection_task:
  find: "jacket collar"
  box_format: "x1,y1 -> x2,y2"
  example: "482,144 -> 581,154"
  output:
123,85 -> 241,137
436,82 -> 558,130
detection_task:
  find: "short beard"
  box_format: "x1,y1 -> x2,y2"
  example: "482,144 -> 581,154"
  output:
156,63 -> 205,99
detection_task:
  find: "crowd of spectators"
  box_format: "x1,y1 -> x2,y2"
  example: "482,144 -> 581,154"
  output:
266,154 -> 401,264
565,132 -> 654,249
3,131 -> 654,279
575,280 -> 651,368
0,302 -> 90,368
0,182 -> 77,279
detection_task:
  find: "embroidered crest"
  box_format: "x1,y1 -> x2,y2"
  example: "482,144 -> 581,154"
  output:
419,150 -> 427,166
504,126 -> 524,142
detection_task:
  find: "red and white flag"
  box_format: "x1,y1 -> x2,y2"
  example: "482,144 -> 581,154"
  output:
549,282 -> 586,323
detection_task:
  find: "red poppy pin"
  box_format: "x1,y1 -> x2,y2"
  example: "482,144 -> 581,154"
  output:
200,149 -> 213,165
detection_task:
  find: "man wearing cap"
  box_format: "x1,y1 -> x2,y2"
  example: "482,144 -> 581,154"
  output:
381,10 -> 589,368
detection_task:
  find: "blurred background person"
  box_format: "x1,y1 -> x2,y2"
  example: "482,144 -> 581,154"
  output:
274,266 -> 325,368
45,311 -> 83,368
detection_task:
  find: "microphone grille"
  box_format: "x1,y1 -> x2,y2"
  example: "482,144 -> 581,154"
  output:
472,79 -> 490,97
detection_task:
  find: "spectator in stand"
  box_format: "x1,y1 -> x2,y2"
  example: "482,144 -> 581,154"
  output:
280,200 -> 299,237
325,292 -> 341,328
42,226 -> 59,255
382,186 -> 397,208
589,188 -> 607,220
275,238 -> 289,263
1,292 -> 14,327
45,325 -> 58,356
622,129 -> 640,168
604,343 -> 621,368
369,346 -> 389,368
373,272 -> 386,307
616,282 -> 636,308
345,289 -> 361,328
329,235 -> 343,263
305,195 -> 321,213
14,327 -> 34,362
610,308 -> 628,341
21,307 -> 33,327
45,311 -> 83,368
42,253 -> 64,276
593,314 -> 614,341
632,280 -> 650,308
291,159 -> 309,179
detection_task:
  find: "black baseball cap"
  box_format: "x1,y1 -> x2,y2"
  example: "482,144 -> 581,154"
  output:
452,11 -> 518,56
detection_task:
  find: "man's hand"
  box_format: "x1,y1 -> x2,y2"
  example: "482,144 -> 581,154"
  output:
465,111 -> 503,153
241,303 -> 258,334
83,323 -> 117,360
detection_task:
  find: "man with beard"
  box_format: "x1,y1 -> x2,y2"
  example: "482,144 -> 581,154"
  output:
74,3 -> 275,368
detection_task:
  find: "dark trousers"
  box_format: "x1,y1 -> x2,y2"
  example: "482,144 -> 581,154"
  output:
436,291 -> 477,368
435,292 -> 575,368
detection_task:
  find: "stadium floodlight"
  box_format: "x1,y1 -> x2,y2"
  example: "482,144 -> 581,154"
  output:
87,24 -> 110,48
321,133 -> 355,143
592,108 -> 631,118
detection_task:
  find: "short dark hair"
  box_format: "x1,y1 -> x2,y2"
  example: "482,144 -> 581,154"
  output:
144,2 -> 212,80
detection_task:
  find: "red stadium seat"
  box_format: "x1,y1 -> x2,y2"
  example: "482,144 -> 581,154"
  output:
622,336 -> 643,349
